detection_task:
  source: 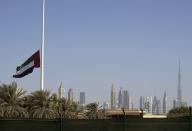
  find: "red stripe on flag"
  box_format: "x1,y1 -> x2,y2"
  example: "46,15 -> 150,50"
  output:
33,50 -> 40,68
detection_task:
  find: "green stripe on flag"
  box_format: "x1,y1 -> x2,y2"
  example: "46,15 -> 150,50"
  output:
19,56 -> 33,69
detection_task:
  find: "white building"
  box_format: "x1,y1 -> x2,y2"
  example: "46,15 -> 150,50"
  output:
58,83 -> 64,99
68,88 -> 74,101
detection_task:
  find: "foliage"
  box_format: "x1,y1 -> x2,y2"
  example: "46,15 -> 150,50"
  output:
0,82 -> 104,119
59,98 -> 79,119
85,103 -> 107,119
97,109 -> 107,119
167,107 -> 190,118
86,103 -> 99,119
26,90 -> 59,119
0,82 -> 28,118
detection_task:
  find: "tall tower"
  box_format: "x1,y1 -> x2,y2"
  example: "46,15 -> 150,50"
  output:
145,96 -> 153,114
177,60 -> 182,103
58,82 -> 64,99
68,88 -> 74,101
152,96 -> 158,114
118,87 -> 124,108
152,96 -> 161,115
111,84 -> 116,109
80,92 -> 85,107
123,90 -> 130,109
163,91 -> 167,114
140,96 -> 144,109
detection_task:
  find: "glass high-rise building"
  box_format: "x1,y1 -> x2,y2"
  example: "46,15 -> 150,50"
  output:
152,96 -> 161,115
177,60 -> 182,103
140,96 -> 145,109
118,87 -> 124,108
80,92 -> 85,107
123,90 -> 130,109
173,60 -> 184,108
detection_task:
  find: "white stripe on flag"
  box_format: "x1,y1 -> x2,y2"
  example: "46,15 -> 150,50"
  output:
15,61 -> 34,75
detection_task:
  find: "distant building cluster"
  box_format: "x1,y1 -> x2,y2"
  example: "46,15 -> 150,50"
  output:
110,83 -> 166,114
139,94 -> 166,115
110,84 -> 130,110
58,83 -> 86,107
57,61 -> 188,114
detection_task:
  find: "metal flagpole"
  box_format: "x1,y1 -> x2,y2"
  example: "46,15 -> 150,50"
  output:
40,0 -> 45,90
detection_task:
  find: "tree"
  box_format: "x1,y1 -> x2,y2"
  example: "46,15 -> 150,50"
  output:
67,101 -> 79,119
167,107 -> 190,118
58,98 -> 79,119
86,103 -> 99,119
27,90 -> 59,119
0,82 -> 28,118
97,109 -> 107,119
85,103 -> 107,119
50,93 -> 59,111
0,98 -> 6,117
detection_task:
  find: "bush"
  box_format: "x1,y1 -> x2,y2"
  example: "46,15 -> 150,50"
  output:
167,107 -> 190,118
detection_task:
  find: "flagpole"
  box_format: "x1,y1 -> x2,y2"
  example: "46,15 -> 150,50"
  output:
40,0 -> 45,91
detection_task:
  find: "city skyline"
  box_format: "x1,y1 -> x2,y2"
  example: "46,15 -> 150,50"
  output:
55,75 -> 181,112
2,59 -> 189,111
0,0 -> 192,109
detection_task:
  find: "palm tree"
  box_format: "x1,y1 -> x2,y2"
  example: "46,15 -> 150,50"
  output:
58,98 -> 79,119
27,90 -> 59,119
0,98 -> 6,117
85,103 -> 107,119
86,103 -> 99,119
0,82 -> 28,118
50,93 -> 59,111
67,101 -> 79,119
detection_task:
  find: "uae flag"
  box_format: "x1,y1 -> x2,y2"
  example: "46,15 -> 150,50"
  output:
13,50 -> 40,78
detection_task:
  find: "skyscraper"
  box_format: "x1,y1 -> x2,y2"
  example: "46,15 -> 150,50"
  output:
118,87 -> 124,108
152,96 -> 161,115
123,90 -> 130,109
173,60 -> 183,108
140,96 -> 145,109
111,84 -> 116,109
157,100 -> 161,115
140,96 -> 153,114
163,91 -> 167,114
80,92 -> 85,107
58,83 -> 64,99
152,96 -> 157,114
145,96 -> 153,114
177,60 -> 182,103
68,88 -> 74,101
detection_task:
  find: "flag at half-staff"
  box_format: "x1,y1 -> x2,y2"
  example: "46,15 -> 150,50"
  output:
13,50 -> 40,78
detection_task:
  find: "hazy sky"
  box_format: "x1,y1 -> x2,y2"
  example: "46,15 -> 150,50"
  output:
0,0 -> 192,109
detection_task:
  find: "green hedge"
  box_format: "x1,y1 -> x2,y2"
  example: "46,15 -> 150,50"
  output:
0,117 -> 191,131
